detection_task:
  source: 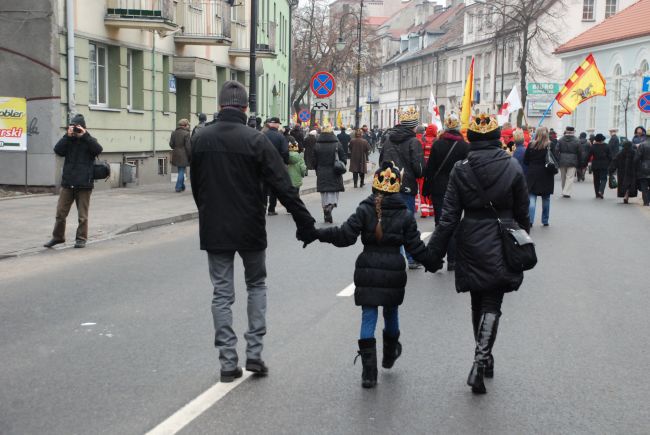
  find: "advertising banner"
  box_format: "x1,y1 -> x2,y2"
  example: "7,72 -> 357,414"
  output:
0,97 -> 27,151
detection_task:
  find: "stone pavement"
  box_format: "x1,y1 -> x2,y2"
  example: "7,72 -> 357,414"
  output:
0,170 -> 354,258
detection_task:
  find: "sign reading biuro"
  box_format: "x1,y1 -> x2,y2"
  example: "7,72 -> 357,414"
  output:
0,97 -> 27,151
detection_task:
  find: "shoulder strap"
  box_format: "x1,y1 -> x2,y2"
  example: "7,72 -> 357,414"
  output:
463,155 -> 511,210
433,141 -> 458,179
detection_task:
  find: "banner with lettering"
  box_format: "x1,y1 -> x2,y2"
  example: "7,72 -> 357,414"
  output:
0,97 -> 27,151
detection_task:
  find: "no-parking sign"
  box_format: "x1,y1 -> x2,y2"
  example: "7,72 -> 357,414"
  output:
298,109 -> 311,123
638,92 -> 650,114
310,72 -> 336,99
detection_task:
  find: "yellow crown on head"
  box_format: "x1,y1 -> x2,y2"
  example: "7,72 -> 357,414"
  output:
373,162 -> 401,193
468,113 -> 499,134
398,106 -> 420,123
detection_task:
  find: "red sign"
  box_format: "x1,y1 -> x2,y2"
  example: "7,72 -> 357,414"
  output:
638,92 -> 650,114
310,71 -> 336,98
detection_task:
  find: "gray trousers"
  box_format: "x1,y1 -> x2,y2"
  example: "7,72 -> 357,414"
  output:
208,250 -> 267,371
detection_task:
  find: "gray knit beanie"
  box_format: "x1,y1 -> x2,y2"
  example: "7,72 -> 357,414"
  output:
218,81 -> 248,108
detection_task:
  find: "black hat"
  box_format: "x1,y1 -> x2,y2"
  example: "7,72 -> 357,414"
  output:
218,81 -> 248,108
267,117 -> 281,124
70,113 -> 86,128
564,126 -> 575,135
594,133 -> 606,142
579,132 -> 587,139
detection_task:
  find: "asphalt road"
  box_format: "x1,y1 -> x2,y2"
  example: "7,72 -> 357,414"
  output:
1,177 -> 649,434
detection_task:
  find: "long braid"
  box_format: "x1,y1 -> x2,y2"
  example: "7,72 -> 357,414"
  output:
375,193 -> 384,241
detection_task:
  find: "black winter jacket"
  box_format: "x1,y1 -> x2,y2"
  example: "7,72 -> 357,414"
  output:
427,140 -> 530,294
190,108 -> 315,251
524,146 -> 555,196
337,131 -> 352,156
313,132 -> 346,193
54,133 -> 103,189
422,131 -> 469,197
379,127 -> 425,195
634,141 -> 650,179
264,128 -> 289,164
588,142 -> 612,170
318,194 -> 434,306
556,134 -> 581,168
609,147 -> 637,197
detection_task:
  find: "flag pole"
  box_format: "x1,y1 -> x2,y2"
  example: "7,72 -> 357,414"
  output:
537,99 -> 556,127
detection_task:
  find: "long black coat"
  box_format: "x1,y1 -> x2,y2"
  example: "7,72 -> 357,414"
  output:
588,142 -> 612,170
634,141 -> 650,179
313,132 -> 346,193
428,140 -> 530,294
190,108 -> 315,251
422,131 -> 469,197
303,135 -> 317,170
379,127 -> 425,195
524,146 -> 555,196
318,194 -> 434,306
337,131 -> 352,157
609,148 -> 637,197
54,133 -> 103,189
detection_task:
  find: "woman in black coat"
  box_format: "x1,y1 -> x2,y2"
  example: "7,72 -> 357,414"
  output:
313,125 -> 346,223
524,126 -> 555,226
303,131 -> 317,170
427,114 -> 530,395
609,140 -> 637,203
587,134 -> 612,199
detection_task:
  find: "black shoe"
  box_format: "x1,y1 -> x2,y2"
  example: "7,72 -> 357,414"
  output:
382,331 -> 402,369
74,240 -> 86,249
355,338 -> 377,388
44,239 -> 64,248
220,367 -> 243,383
447,261 -> 456,272
468,312 -> 500,393
467,362 -> 487,394
245,359 -> 269,376
408,261 -> 422,270
268,211 -> 278,216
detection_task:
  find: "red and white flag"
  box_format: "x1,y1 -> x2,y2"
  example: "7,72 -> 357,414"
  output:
498,86 -> 523,125
428,91 -> 443,130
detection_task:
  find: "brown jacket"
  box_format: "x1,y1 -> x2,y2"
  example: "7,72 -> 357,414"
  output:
349,138 -> 370,173
169,127 -> 191,167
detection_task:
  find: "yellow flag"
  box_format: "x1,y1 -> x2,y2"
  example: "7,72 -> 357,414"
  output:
556,54 -> 606,118
461,57 -> 475,130
336,111 -> 343,128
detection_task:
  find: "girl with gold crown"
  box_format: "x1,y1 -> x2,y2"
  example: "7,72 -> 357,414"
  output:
305,161 -> 441,389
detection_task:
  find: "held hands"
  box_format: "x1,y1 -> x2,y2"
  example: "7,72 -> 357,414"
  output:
423,256 -> 444,273
296,226 -> 319,248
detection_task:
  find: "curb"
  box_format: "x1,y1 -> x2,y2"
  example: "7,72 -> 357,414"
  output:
116,212 -> 199,235
0,193 -> 54,202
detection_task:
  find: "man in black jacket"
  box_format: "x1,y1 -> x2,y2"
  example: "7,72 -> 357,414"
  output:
264,117 -> 289,215
337,127 -> 351,158
556,126 -> 581,198
44,114 -> 103,249
191,81 -> 317,382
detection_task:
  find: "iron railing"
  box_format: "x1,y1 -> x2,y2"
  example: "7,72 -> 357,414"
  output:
230,21 -> 276,54
176,0 -> 231,40
106,0 -> 175,22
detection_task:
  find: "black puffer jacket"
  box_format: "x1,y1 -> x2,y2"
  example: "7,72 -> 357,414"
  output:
190,108 -> 315,251
318,194 -> 434,306
313,132 -> 346,193
54,133 -> 103,189
634,141 -> 650,179
427,140 -> 530,294
556,134 -> 581,168
422,131 -> 469,197
379,127 -> 425,195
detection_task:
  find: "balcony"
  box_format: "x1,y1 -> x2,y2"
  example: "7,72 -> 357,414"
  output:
229,21 -> 277,59
105,0 -> 177,33
175,1 -> 231,45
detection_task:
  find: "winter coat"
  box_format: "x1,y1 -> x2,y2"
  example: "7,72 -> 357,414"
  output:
578,138 -> 591,167
287,151 -> 307,188
379,126 -> 425,195
633,127 -> 647,147
290,127 -> 305,151
313,132 -> 346,193
190,108 -> 314,251
524,145 -> 555,196
422,131 -> 469,198
512,142 -> 527,174
54,132 -> 103,189
634,141 -> 650,179
588,142 -> 612,170
427,139 -> 530,294
318,194 -> 435,307
337,131 -> 352,157
192,122 -> 206,137
304,135 -> 317,170
609,147 -> 637,197
264,128 -> 289,164
608,135 -> 620,158
169,127 -> 192,167
349,138 -> 370,173
556,134 -> 581,168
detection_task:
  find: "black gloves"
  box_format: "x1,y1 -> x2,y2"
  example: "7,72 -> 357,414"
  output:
296,226 -> 319,248
422,256 -> 444,273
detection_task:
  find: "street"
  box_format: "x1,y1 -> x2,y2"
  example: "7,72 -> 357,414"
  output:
1,179 -> 649,434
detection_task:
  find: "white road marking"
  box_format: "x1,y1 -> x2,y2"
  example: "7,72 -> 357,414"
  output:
145,372 -> 253,435
336,231 -> 433,297
80,322 -> 96,326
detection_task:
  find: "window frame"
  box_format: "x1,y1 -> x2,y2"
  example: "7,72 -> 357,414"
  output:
605,0 -> 617,18
612,64 -> 622,129
126,49 -> 133,109
89,42 -> 109,107
582,0 -> 595,21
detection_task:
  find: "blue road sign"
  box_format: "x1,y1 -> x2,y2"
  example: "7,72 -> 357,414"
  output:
638,92 -> 650,114
298,110 -> 311,123
310,71 -> 336,98
643,76 -> 650,93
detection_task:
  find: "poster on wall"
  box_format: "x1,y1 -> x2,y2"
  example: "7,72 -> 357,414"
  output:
0,97 -> 27,151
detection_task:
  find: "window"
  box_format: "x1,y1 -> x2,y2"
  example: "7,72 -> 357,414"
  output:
89,42 -> 108,106
589,99 -> 597,129
452,59 -> 457,81
158,157 -> 168,175
582,0 -> 595,20
467,13 -> 474,34
612,64 -> 622,129
605,0 -> 617,18
162,56 -> 170,112
126,50 -> 133,108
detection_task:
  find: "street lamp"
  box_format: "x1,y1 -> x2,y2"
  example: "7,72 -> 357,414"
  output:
336,0 -> 364,130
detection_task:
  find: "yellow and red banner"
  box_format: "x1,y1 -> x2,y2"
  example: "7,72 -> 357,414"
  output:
556,54 -> 606,118
461,57 -> 475,130
0,97 -> 27,151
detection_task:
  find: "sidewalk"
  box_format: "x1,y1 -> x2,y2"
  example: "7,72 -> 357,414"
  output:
0,170 -> 353,258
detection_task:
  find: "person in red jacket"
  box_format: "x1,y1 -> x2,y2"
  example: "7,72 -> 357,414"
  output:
417,124 -> 437,217
501,122 -> 514,148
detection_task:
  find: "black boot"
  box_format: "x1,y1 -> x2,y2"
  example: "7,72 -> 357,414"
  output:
467,312 -> 499,394
324,204 -> 333,223
471,310 -> 495,378
355,338 -> 377,388
485,314 -> 499,378
359,173 -> 365,187
382,330 -> 402,369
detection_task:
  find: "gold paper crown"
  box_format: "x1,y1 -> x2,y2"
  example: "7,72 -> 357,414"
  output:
468,113 -> 499,134
445,113 -> 460,129
373,163 -> 401,193
288,142 -> 299,152
399,106 -> 420,123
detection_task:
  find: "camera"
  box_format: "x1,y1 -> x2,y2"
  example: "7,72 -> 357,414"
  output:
70,125 -> 83,133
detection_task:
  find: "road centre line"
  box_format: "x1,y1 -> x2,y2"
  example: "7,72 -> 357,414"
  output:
145,371 -> 253,435
336,232 -> 432,298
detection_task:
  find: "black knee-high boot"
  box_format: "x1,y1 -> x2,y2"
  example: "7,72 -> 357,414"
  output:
472,310 -> 496,378
382,330 -> 402,369
467,312 -> 499,394
356,338 -> 377,388
359,173 -> 365,187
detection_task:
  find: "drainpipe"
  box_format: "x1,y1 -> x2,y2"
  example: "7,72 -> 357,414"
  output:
66,0 -> 76,119
152,32 -> 156,158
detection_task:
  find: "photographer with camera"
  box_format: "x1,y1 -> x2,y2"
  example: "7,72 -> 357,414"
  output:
44,114 -> 103,249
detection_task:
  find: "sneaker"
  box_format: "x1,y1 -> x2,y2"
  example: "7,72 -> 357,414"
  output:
245,359 -> 269,376
408,262 -> 422,270
562,194 -> 571,198
43,239 -> 65,248
74,240 -> 86,248
220,367 -> 243,383
543,223 -> 550,227
267,211 -> 278,216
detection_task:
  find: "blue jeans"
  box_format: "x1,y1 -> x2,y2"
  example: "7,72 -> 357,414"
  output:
175,166 -> 186,192
400,193 -> 416,263
529,194 -> 550,225
360,305 -> 399,339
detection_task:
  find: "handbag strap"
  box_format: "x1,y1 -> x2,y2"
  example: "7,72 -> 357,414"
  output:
433,141 -> 459,179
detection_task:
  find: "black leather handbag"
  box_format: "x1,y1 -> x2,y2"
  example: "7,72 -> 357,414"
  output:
545,145 -> 559,174
333,147 -> 347,175
93,159 -> 111,180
